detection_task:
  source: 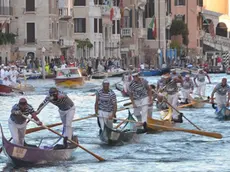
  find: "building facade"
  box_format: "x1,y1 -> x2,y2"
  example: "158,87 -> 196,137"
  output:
120,0 -> 170,68
171,0 -> 203,56
73,0 -> 121,59
0,0 -> 12,65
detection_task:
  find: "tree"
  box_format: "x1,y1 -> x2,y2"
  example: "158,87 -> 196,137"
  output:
75,38 -> 93,58
0,32 -> 16,45
170,19 -> 189,46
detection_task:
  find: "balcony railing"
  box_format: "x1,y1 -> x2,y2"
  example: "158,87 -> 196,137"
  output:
24,38 -> 37,44
59,8 -> 73,19
0,7 -> 12,15
59,38 -> 74,47
121,28 -> 132,37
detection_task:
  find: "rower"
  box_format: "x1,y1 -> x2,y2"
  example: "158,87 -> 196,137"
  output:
194,69 -> 211,97
10,65 -> 19,86
181,74 -> 194,104
161,74 -> 183,123
95,79 -> 117,132
8,98 -> 42,146
37,87 -> 75,148
129,72 -> 153,123
210,78 -> 230,110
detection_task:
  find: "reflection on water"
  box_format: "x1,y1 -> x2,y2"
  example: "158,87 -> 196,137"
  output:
0,75 -> 230,172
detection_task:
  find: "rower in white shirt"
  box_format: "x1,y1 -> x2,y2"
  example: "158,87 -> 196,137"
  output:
10,65 -> 19,86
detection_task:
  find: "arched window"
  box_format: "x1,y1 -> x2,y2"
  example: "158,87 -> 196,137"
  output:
124,9 -> 130,28
216,22 -> 228,37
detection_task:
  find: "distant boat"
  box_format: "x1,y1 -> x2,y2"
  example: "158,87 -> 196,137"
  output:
54,67 -> 85,88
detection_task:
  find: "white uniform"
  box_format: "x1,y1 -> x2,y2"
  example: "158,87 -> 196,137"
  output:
181,78 -> 194,103
10,69 -> 19,85
3,70 -> 10,86
194,73 -> 208,97
214,83 -> 230,110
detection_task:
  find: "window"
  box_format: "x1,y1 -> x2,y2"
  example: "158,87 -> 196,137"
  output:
117,20 -> 120,34
74,18 -> 86,33
124,9 -> 130,28
174,0 -> 185,6
27,23 -> 35,43
145,0 -> 155,18
99,19 -> 102,33
113,0 -> 120,6
197,0 -> 203,7
112,21 -> 115,34
74,0 -> 86,6
26,0 -> 35,11
94,0 -> 103,5
94,18 -> 98,33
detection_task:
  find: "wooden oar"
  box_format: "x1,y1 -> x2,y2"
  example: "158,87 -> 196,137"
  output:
112,118 -> 222,139
164,100 -> 201,130
21,114 -> 105,161
26,114 -> 97,134
117,98 -> 130,103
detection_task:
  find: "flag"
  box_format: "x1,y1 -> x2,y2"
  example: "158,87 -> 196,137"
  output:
147,16 -> 156,40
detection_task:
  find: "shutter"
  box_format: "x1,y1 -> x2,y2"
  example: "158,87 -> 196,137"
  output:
129,9 -> 132,27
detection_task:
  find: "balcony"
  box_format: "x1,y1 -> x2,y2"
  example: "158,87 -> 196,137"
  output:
59,8 -> 73,20
59,38 -> 74,48
24,39 -> 37,45
121,28 -> 133,37
0,7 -> 12,16
23,7 -> 37,14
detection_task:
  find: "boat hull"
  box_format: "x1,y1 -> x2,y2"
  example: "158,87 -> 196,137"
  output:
55,77 -> 84,88
215,106 -> 230,120
0,125 -> 78,167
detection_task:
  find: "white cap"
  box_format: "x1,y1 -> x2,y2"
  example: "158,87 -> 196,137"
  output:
3,66 -> 7,69
185,74 -> 190,78
103,79 -> 110,84
1,64 -> 4,66
171,69 -> 176,72
198,69 -> 203,72
132,72 -> 139,76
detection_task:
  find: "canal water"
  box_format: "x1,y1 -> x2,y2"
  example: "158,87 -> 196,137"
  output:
0,74 -> 229,172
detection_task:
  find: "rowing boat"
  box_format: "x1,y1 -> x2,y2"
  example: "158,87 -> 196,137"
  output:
215,106 -> 230,120
190,97 -> 206,108
0,124 -> 78,167
99,112 -> 137,145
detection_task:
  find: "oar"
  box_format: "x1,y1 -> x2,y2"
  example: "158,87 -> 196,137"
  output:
10,86 -> 24,95
26,114 -> 97,134
112,118 -> 222,139
117,98 -> 130,103
151,89 -> 201,130
21,114 -> 105,161
164,100 -> 201,130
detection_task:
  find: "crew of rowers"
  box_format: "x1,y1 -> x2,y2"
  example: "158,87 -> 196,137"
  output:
0,64 -> 19,86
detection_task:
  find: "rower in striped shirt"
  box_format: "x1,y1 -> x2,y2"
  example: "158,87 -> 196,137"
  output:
95,79 -> 117,131
129,72 -> 153,122
8,98 -> 42,146
37,87 -> 75,147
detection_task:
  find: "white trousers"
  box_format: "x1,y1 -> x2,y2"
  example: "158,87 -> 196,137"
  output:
216,94 -> 227,110
133,96 -> 149,122
196,81 -> 206,97
8,118 -> 27,146
167,93 -> 179,119
59,106 -> 75,139
181,88 -> 191,102
98,110 -> 113,130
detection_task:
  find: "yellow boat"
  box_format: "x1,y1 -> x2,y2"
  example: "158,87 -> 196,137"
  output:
147,108 -> 175,132
54,67 -> 85,88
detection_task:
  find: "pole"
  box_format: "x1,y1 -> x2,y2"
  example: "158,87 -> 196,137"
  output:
186,0 -> 189,55
42,53 -> 46,79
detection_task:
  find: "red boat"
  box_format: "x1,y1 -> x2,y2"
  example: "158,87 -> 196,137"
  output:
0,84 -> 23,96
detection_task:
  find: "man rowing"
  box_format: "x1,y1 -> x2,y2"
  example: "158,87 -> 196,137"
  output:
180,74 -> 194,104
161,74 -> 183,123
37,87 -> 75,147
194,69 -> 211,97
129,72 -> 152,122
95,79 -> 117,132
210,78 -> 230,111
8,98 -> 42,146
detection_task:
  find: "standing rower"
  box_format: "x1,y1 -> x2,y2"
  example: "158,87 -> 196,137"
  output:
129,72 -> 152,122
194,69 -> 211,97
37,87 -> 75,147
95,79 -> 117,132
181,75 -> 194,104
211,78 -> 230,110
8,98 -> 42,146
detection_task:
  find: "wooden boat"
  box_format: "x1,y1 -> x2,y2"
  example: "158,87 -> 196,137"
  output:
0,124 -> 78,167
0,84 -> 23,96
147,108 -> 175,133
99,112 -> 137,145
15,83 -> 35,92
54,67 -> 84,88
92,72 -> 107,79
190,97 -> 206,108
115,82 -> 129,97
107,68 -> 126,77
215,106 -> 230,120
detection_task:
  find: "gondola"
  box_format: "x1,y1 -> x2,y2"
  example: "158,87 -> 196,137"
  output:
0,125 -> 78,167
215,106 -> 230,120
99,112 -> 137,146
